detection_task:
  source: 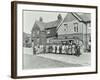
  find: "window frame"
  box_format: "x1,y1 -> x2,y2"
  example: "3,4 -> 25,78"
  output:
64,23 -> 68,31
74,22 -> 78,32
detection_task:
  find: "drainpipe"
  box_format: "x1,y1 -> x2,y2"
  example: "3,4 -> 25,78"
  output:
82,23 -> 83,44
85,22 -> 88,52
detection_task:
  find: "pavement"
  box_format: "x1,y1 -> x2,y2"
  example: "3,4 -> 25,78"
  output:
23,47 -> 91,69
23,54 -> 81,69
37,53 -> 91,66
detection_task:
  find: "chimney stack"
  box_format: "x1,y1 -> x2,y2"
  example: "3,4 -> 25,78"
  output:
57,14 -> 62,20
39,17 -> 43,22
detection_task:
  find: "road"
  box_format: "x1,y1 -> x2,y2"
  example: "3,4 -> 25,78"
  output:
23,47 -> 90,69
23,54 -> 82,69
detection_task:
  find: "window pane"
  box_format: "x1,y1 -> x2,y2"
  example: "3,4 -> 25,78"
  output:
37,38 -> 40,43
47,30 -> 50,34
74,23 -> 78,32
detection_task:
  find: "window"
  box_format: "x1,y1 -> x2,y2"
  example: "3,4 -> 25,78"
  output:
89,36 -> 91,42
74,23 -> 78,32
47,39 -> 50,43
37,38 -> 40,43
37,30 -> 40,35
47,30 -> 50,34
88,23 -> 91,27
65,36 -> 67,39
32,32 -> 35,37
64,24 -> 68,31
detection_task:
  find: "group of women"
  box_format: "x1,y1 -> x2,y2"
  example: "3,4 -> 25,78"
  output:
33,42 -> 81,56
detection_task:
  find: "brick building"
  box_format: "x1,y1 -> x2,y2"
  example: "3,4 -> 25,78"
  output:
57,12 -> 91,51
31,14 -> 62,47
31,13 -> 91,52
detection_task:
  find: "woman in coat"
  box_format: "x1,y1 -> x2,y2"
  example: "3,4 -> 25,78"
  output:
59,45 -> 62,54
72,43 -> 76,55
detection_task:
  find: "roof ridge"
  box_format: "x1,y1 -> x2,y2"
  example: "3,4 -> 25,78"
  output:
71,12 -> 83,21
46,19 -> 60,24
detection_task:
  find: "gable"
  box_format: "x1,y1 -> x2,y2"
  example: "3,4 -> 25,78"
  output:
57,13 -> 79,31
57,12 -> 91,31
57,20 -> 82,35
35,21 -> 46,31
32,22 -> 40,31
63,13 -> 77,22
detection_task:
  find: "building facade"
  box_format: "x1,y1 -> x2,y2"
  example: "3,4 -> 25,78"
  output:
57,12 -> 91,51
31,20 -> 46,46
31,13 -> 91,52
31,14 -> 62,47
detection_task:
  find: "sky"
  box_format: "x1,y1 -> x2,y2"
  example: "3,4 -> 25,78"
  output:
23,10 -> 67,34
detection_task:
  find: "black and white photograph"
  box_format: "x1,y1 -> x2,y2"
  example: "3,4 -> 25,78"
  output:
23,11 -> 91,69
11,1 -> 97,78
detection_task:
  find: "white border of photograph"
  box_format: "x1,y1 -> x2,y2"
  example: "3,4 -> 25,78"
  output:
17,3 -> 96,76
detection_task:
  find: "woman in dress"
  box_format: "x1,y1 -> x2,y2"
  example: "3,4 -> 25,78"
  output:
59,45 -> 62,54
65,45 -> 68,55
46,45 -> 49,53
52,45 -> 55,54
57,45 -> 60,54
72,43 -> 76,55
55,45 -> 57,54
62,45 -> 66,54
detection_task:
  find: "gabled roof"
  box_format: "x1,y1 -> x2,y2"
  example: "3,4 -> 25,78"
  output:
78,13 -> 91,22
32,21 -> 46,31
45,19 -> 62,29
63,12 -> 91,22
57,12 -> 91,30
35,21 -> 46,31
32,19 -> 62,31
63,13 -> 77,22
